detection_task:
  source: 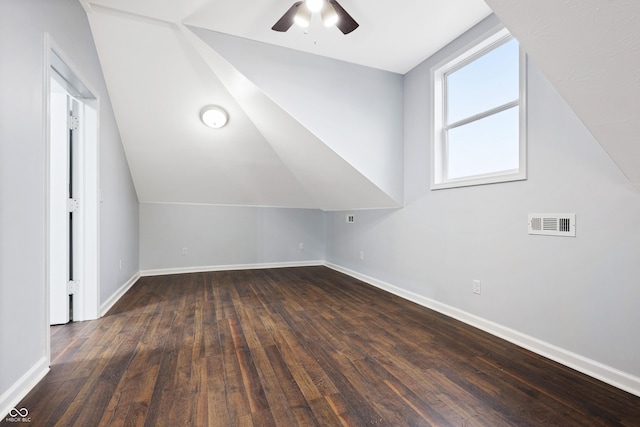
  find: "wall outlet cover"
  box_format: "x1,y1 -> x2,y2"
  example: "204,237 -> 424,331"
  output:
473,280 -> 481,295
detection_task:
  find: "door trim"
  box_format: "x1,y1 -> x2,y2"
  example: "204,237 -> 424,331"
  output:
44,34 -> 101,363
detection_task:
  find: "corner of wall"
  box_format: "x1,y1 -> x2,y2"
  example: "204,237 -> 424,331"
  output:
0,358 -> 49,420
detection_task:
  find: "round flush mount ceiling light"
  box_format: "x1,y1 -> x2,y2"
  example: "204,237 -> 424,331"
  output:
200,106 -> 228,128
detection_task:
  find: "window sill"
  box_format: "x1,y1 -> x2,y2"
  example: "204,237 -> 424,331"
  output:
431,170 -> 526,190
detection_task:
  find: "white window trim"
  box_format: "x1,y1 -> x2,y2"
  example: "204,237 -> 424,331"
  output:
430,25 -> 527,190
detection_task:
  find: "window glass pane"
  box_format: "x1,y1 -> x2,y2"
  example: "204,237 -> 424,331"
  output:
447,106 -> 519,180
447,38 -> 519,124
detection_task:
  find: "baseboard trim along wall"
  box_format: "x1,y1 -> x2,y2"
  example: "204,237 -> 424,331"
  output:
139,260 -> 325,277
100,272 -> 141,317
325,262 -> 640,399
0,356 -> 49,420
9,260 -> 636,420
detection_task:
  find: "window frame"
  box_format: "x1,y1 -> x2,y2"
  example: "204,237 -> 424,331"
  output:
430,26 -> 527,190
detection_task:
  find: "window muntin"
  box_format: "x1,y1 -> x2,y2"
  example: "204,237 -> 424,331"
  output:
446,38 -> 520,124
431,27 -> 526,189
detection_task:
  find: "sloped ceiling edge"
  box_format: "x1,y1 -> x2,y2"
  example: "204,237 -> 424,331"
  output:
180,24 -> 401,211
485,0 -> 640,191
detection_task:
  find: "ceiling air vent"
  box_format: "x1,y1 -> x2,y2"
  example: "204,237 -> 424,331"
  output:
528,213 -> 576,237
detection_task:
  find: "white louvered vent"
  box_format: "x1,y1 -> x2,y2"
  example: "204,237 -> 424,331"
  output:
528,213 -> 576,237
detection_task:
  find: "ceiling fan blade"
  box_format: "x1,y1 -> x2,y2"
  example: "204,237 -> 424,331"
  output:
329,0 -> 359,34
272,1 -> 304,32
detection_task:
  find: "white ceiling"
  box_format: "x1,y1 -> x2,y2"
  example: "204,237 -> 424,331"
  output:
81,0 -> 640,209
83,0 -> 493,74
485,0 -> 640,191
184,0 -> 493,74
79,0 -> 492,210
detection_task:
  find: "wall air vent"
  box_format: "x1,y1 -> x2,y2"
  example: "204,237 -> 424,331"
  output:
528,213 -> 576,237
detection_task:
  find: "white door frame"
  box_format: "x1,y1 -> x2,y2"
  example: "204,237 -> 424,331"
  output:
44,34 -> 100,362
49,76 -> 72,325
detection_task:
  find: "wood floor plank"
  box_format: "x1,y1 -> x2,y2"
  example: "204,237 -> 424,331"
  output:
270,330 -> 325,402
306,396 -> 349,427
5,266 -> 640,427
205,355 -> 232,426
262,344 -> 319,427
227,316 -> 273,422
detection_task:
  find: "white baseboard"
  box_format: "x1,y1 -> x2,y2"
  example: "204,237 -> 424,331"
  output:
100,272 -> 141,317
0,357 -> 49,420
325,262 -> 640,398
140,260 -> 325,277
0,261 -> 322,421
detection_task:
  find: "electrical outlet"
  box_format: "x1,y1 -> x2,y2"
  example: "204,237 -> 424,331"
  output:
119,259 -> 122,270
359,251 -> 365,260
182,247 -> 188,256
473,280 -> 481,295
299,243 -> 304,250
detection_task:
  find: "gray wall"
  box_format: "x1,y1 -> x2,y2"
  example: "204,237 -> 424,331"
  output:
0,0 -> 139,408
326,15 -> 640,380
140,203 -> 325,272
99,91 -> 140,303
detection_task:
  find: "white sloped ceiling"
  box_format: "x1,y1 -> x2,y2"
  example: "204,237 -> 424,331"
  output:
485,0 -> 640,191
185,26 -> 405,206
87,8 -> 316,208
86,6 -> 399,210
79,0 -> 492,210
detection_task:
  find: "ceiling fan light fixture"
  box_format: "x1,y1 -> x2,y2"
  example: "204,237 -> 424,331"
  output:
272,0 -> 358,35
305,0 -> 324,13
321,3 -> 339,27
201,106 -> 228,129
293,4 -> 312,28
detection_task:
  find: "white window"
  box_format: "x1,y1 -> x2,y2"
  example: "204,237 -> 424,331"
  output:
431,26 -> 526,189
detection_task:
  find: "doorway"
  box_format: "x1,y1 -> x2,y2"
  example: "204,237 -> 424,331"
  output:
46,37 -> 100,337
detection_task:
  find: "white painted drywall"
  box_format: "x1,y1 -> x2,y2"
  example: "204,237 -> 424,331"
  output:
97,91 -> 140,305
85,9 -> 402,210
140,203 -> 325,272
326,15 -> 640,383
0,0 -> 139,412
188,27 -> 405,205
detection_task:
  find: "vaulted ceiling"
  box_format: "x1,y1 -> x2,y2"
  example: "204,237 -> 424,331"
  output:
79,0 -> 492,210
80,0 -> 640,212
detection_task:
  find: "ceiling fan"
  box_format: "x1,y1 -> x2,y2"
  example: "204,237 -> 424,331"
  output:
272,0 -> 359,35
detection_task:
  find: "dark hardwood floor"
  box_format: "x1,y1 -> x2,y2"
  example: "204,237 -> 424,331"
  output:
4,266 -> 640,426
